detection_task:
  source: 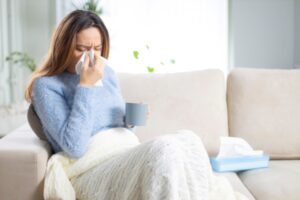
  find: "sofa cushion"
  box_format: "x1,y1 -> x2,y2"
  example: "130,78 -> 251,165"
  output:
214,172 -> 255,200
238,160 -> 300,200
118,69 -> 228,156
227,68 -> 300,159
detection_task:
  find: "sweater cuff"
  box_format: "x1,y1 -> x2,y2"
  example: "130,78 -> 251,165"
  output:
76,85 -> 98,98
74,85 -> 98,117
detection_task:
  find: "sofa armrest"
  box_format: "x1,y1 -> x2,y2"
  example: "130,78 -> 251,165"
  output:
0,123 -> 52,200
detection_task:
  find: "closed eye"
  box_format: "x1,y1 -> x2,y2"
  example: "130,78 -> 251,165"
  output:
95,45 -> 103,51
76,48 -> 86,52
76,44 -> 102,51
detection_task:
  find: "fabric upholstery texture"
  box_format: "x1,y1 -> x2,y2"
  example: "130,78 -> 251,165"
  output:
227,68 -> 300,159
0,123 -> 51,200
214,172 -> 255,200
238,160 -> 300,200
118,69 -> 229,156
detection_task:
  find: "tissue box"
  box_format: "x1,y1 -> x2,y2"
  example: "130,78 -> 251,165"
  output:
210,154 -> 270,172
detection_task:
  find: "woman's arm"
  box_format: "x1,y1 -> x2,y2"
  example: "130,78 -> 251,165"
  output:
32,77 -> 98,158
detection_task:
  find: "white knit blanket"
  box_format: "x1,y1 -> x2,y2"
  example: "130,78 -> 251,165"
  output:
44,128 -> 248,200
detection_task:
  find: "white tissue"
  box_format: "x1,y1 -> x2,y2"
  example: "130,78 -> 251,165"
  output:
75,51 -> 87,75
217,137 -> 263,159
75,50 -> 107,87
89,48 -> 95,66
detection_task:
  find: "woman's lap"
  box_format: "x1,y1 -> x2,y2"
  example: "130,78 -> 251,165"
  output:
71,130 -> 211,200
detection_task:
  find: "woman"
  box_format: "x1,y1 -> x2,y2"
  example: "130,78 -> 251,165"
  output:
25,10 -> 244,200
25,9 -> 134,158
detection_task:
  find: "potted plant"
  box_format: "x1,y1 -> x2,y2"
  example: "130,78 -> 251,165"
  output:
6,51 -> 36,72
73,0 -> 103,15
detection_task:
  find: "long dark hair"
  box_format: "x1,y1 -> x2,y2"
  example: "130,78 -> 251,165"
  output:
25,10 -> 110,102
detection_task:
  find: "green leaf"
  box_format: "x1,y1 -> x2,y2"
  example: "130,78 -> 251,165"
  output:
147,66 -> 155,73
133,51 -> 139,59
75,0 -> 103,15
170,59 -> 176,64
5,51 -> 37,72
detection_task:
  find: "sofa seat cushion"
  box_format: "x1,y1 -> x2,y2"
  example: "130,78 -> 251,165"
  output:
238,160 -> 300,200
214,172 -> 255,200
118,69 -> 229,156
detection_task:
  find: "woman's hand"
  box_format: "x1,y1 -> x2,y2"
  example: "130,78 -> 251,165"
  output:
80,53 -> 105,87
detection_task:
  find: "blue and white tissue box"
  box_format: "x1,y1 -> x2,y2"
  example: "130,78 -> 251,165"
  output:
210,136 -> 270,172
210,154 -> 270,172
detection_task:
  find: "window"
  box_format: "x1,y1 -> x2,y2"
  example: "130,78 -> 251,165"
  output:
57,0 -> 228,73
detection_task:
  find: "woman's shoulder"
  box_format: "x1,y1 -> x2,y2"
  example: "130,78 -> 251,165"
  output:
33,75 -> 65,95
33,75 -> 58,87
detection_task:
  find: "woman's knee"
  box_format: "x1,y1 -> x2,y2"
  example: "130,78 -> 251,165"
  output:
145,136 -> 184,158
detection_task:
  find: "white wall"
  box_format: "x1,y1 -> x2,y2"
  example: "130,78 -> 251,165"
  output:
230,0 -> 297,69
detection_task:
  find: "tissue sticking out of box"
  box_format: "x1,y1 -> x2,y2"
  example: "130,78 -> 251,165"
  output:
217,137 -> 263,159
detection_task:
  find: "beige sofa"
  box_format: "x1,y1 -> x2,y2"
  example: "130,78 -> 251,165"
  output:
0,68 -> 299,200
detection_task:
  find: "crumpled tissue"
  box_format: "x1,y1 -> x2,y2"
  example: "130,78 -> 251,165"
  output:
217,136 -> 263,158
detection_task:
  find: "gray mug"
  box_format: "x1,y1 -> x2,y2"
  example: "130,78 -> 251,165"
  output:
125,102 -> 148,126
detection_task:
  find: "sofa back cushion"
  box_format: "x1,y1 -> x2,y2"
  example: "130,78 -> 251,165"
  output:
227,68 -> 300,159
118,69 -> 228,156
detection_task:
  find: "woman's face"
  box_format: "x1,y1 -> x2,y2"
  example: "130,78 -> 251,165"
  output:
67,27 -> 102,73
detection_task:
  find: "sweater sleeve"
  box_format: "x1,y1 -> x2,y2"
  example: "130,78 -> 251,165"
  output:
32,77 -> 97,158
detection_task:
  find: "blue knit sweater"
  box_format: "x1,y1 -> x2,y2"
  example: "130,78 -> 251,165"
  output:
32,66 -> 133,158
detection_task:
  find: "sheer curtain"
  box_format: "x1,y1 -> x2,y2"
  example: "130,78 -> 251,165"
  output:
56,0 -> 228,73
